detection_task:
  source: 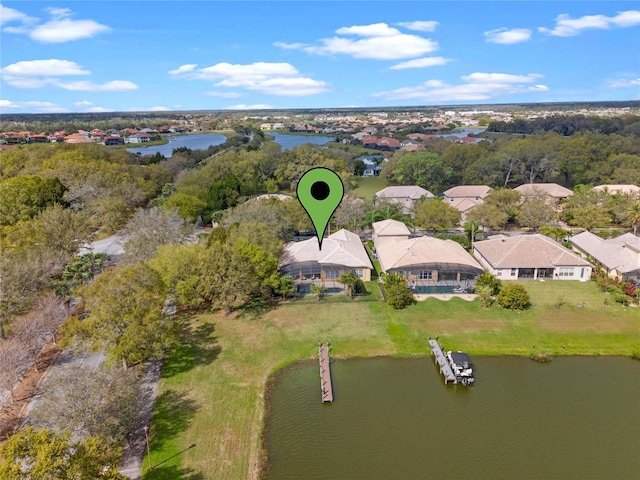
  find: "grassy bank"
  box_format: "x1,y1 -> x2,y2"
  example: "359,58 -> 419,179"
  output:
142,281 -> 640,479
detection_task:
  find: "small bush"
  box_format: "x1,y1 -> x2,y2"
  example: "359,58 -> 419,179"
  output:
497,283 -> 531,310
476,284 -> 494,309
475,272 -> 502,296
380,272 -> 416,309
631,351 -> 640,361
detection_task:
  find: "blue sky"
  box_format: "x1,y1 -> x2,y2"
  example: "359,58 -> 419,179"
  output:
1,1 -> 639,113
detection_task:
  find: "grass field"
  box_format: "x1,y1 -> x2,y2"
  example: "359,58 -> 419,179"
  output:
142,280 -> 640,480
352,176 -> 389,201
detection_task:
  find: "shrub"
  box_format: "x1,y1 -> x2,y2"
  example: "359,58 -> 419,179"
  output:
380,272 -> 416,309
476,284 -> 494,308
497,283 -> 531,310
475,272 -> 502,296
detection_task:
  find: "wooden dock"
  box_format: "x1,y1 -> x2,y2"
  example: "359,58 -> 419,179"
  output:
428,338 -> 457,384
318,343 -> 333,402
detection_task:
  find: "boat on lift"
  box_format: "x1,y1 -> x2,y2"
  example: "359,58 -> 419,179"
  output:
446,350 -> 475,386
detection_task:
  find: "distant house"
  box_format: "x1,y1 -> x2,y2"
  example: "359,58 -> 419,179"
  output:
279,229 -> 373,294
27,134 -> 47,143
443,185 -> 492,203
375,231 -> 483,294
473,234 -> 592,281
375,186 -> 434,214
260,123 -> 272,130
246,193 -> 294,203
272,123 -> 285,130
103,136 -> 125,146
64,133 -> 93,144
372,219 -> 411,246
514,183 -> 573,207
125,132 -> 151,143
569,231 -> 640,284
592,184 -> 640,197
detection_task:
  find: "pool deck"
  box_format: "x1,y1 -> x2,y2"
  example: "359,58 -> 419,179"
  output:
414,293 -> 477,302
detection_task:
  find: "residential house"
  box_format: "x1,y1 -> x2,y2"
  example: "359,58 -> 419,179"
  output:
372,219 -> 411,246
260,123 -> 272,130
103,136 -> 125,146
592,184 -> 640,197
473,234 -> 592,281
279,229 -> 373,294
375,228 -> 483,294
569,231 -> 640,284
64,133 -> 93,144
514,183 -> 573,208
27,134 -> 47,143
443,185 -> 492,222
125,132 -> 151,143
375,186 -> 435,214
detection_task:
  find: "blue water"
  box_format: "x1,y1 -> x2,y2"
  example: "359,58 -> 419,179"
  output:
126,133 -> 226,157
269,132 -> 335,151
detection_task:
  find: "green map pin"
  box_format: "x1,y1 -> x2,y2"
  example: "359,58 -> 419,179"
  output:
297,168 -> 344,250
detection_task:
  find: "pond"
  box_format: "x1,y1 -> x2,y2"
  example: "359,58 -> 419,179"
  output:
126,132 -> 226,157
269,132 -> 336,151
263,356 -> 639,480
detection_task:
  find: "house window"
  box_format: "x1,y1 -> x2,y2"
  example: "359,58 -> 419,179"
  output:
558,267 -> 574,277
354,269 -> 364,278
496,269 -> 503,276
510,268 -> 517,276
325,270 -> 339,279
418,271 -> 432,280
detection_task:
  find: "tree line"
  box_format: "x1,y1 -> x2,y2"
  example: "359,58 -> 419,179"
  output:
486,114 -> 640,136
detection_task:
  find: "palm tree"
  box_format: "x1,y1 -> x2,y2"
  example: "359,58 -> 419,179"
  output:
629,204 -> 640,236
339,271 -> 360,299
310,283 -> 326,302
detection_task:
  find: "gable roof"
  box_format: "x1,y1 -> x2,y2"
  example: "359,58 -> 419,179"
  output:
443,185 -> 492,199
372,219 -> 411,237
570,231 -> 640,274
514,183 -> 573,198
375,186 -> 434,200
280,229 -> 372,269
474,234 -> 591,269
377,235 -> 482,272
449,197 -> 480,213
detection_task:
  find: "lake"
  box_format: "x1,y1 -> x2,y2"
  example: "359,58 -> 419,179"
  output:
269,132 -> 336,150
126,132 -> 226,157
263,356 -> 639,480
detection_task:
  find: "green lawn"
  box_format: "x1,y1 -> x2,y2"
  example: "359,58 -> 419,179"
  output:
352,176 -> 389,201
142,281 -> 640,480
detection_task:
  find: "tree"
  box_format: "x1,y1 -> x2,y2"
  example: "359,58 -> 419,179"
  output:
339,271 -> 363,299
388,152 -> 453,189
276,275 -> 295,301
517,196 -> 555,230
380,272 -> 415,309
0,339 -> 29,401
0,175 -> 66,227
121,206 -> 189,263
475,272 -> 502,296
497,283 -> 531,310
414,198 -> 461,231
333,194 -> 367,231
0,427 -> 126,479
30,365 -> 142,446
310,283 -> 326,301
476,284 -> 494,309
567,204 -> 611,230
539,225 -> 571,242
629,203 -> 640,235
485,189 -> 521,226
163,192 -> 207,223
467,203 -> 508,231
66,262 -> 172,367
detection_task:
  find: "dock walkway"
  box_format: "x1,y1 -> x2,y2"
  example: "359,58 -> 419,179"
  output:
318,343 -> 333,402
428,339 -> 456,384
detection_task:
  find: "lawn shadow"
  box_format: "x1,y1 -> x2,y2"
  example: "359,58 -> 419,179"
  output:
148,388 -> 199,451
142,464 -> 204,480
161,320 -> 221,378
238,297 -> 271,319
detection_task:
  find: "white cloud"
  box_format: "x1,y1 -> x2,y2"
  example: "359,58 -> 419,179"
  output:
168,64 -> 197,75
1,59 -> 90,77
372,72 -> 548,102
149,106 -> 169,111
0,99 -> 66,113
204,91 -> 242,98
485,28 -> 532,44
273,41 -> 308,50
395,21 -> 439,32
74,100 -> 93,106
0,4 -> 38,27
58,80 -> 138,92
539,10 -> 640,36
276,22 -> 438,60
389,56 -> 451,70
2,6 -> 109,43
223,104 -> 276,110
169,61 -> 330,96
610,77 -> 640,88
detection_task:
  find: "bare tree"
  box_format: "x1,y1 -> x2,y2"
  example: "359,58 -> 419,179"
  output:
34,293 -> 68,345
0,339 -> 29,402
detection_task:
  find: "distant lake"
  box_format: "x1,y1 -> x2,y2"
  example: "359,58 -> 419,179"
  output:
438,127 -> 487,142
264,356 -> 640,480
269,132 -> 336,150
126,133 -> 226,157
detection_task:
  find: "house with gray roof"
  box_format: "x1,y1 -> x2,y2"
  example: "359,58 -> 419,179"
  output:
473,234 -> 592,281
375,186 -> 434,214
375,223 -> 483,294
569,231 -> 640,284
279,229 -> 373,294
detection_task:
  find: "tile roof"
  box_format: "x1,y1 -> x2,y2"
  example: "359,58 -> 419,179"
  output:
375,186 -> 434,200
514,183 -> 573,198
372,219 -> 411,237
449,197 -> 480,213
474,234 -> 592,269
280,229 -> 372,269
570,232 -> 640,274
592,184 -> 640,195
443,185 -> 492,199
377,235 -> 483,272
